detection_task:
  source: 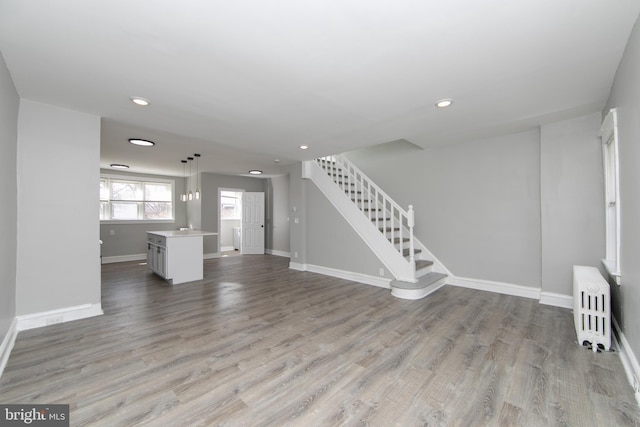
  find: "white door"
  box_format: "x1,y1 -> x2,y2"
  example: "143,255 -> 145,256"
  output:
241,192 -> 265,254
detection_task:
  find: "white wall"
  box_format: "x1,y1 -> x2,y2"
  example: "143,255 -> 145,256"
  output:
0,51 -> 18,341
16,100 -> 101,315
604,14 -> 640,368
540,113 -> 605,296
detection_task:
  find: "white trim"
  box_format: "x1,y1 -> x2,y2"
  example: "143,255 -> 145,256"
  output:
288,262 -> 391,289
102,253 -> 146,264
0,318 -> 18,380
289,261 -> 306,271
16,303 -> 103,331
204,252 -> 220,259
539,291 -> 573,309
221,246 -> 235,252
601,108 -> 621,279
448,276 -> 541,300
391,277 -> 447,300
612,316 -> 640,405
266,249 -> 291,258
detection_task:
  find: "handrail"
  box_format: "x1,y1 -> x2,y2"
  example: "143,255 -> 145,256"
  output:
316,155 -> 416,266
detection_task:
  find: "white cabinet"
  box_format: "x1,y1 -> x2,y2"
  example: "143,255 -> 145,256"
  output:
146,230 -> 217,285
147,242 -> 167,277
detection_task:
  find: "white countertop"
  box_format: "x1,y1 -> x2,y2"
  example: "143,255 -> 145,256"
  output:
147,230 -> 218,238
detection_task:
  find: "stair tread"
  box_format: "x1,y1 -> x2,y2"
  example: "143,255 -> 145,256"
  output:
402,248 -> 422,257
391,272 -> 447,290
415,259 -> 433,270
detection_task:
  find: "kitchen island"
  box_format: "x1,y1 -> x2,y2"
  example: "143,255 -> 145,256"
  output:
146,229 -> 217,285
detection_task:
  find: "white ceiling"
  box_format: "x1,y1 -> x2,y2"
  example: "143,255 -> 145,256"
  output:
1,1 -> 639,177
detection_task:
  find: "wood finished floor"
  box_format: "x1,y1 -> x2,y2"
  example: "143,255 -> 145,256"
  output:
1,255 -> 639,426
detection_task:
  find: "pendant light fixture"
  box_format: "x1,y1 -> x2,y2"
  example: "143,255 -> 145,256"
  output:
187,157 -> 194,201
194,154 -> 201,200
180,160 -> 187,202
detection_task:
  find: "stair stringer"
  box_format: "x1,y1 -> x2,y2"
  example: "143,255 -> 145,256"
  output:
303,161 -> 417,282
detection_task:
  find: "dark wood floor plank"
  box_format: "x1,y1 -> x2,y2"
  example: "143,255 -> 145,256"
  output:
0,254 -> 638,426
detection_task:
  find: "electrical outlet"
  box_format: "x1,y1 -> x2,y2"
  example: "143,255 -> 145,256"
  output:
294,251 -> 298,259
379,268 -> 385,277
110,229 -> 115,236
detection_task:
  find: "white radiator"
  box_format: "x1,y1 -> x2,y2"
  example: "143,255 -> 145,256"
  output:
573,265 -> 611,352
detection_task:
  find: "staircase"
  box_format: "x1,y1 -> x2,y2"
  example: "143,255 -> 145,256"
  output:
302,155 -> 447,299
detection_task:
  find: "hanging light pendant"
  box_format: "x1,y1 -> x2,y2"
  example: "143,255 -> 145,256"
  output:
194,154 -> 201,200
187,157 -> 194,201
180,160 -> 187,202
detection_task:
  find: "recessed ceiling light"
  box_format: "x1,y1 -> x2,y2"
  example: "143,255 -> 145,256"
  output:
435,99 -> 453,108
130,96 -> 150,106
110,163 -> 129,169
128,138 -> 155,147
249,170 -> 263,175
299,145 -> 309,150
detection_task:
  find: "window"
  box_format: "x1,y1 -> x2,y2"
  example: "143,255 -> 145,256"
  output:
100,175 -> 174,222
220,190 -> 242,220
601,108 -> 621,284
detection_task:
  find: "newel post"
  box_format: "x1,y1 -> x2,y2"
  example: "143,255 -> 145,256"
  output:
408,205 -> 415,264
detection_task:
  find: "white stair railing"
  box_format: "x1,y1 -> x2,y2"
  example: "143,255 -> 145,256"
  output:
316,155 -> 416,266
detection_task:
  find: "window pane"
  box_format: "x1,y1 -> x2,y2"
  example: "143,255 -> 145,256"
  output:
111,181 -> 142,201
99,202 -> 108,220
144,202 -> 172,219
111,202 -> 139,220
145,183 -> 172,201
100,179 -> 109,201
221,204 -> 238,219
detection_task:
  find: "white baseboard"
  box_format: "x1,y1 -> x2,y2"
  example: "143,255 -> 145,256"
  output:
612,316 -> 640,405
16,303 -> 103,331
289,262 -> 391,289
0,318 -> 18,380
289,261 -> 306,271
539,291 -> 573,309
266,249 -> 291,258
204,252 -> 220,259
102,254 -> 146,264
448,276 -> 541,300
220,246 -> 235,252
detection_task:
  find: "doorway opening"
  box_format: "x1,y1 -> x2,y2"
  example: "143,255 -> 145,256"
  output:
219,189 -> 243,256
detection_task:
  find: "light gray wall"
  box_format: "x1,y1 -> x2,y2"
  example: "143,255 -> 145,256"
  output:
346,130 -> 542,288
266,174 -> 290,255
16,100 -> 101,315
200,172 -> 266,254
99,170 -> 187,258
540,113 -> 605,296
604,14 -> 640,370
306,183 -> 393,278
288,164 -> 307,264
0,52 -> 18,341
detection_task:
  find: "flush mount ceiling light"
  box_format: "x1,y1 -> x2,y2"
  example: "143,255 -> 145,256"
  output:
128,138 -> 155,147
130,96 -> 150,106
299,145 -> 309,150
435,98 -> 453,108
110,163 -> 129,169
249,170 -> 263,175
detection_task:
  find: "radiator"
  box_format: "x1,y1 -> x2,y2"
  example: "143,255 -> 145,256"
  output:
573,265 -> 611,352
